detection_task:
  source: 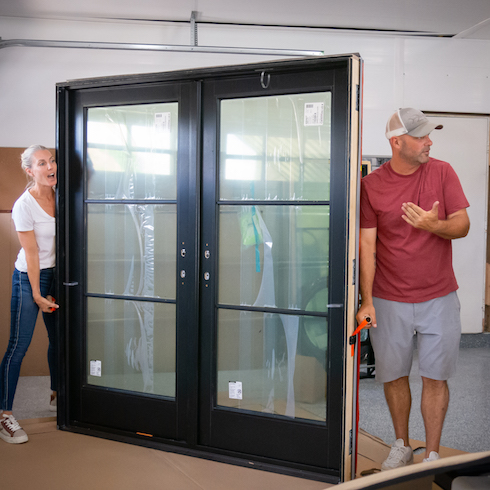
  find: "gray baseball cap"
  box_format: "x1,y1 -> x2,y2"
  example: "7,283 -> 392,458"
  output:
385,108 -> 443,139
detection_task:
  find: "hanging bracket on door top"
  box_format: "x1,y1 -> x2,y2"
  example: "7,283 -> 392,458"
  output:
260,71 -> 271,89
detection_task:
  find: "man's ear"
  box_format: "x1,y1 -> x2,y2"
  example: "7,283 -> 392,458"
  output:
390,135 -> 403,151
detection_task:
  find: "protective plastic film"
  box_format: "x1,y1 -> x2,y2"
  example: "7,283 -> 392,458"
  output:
86,203 -> 176,300
84,102 -> 179,397
219,92 -> 331,201
218,205 -> 329,311
217,309 -> 327,421
216,92 -> 331,423
86,103 -> 178,201
87,297 -> 176,397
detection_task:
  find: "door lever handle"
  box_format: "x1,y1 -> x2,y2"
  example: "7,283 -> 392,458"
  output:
63,282 -> 79,286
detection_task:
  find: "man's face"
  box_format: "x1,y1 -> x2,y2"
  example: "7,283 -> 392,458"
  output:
397,134 -> 433,165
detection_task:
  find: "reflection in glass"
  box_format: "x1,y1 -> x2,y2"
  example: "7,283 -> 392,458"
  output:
217,309 -> 326,421
87,297 -> 176,397
87,204 -> 176,300
86,103 -> 178,200
85,102 -> 179,398
219,92 -> 331,201
219,205 -> 329,310
217,92 -> 331,425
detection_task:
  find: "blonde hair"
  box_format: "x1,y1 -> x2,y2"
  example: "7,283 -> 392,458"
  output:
21,145 -> 48,189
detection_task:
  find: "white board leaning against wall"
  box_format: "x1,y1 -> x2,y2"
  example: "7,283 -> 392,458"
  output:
428,114 -> 489,334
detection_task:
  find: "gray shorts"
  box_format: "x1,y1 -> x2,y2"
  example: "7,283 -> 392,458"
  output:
370,292 -> 461,383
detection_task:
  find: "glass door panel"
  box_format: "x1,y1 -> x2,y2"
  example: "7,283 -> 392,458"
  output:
87,297 -> 176,397
216,91 -> 331,425
87,103 -> 178,200
217,309 -> 327,421
85,102 -> 178,397
87,203 -> 176,299
219,93 -> 331,201
218,205 -> 329,309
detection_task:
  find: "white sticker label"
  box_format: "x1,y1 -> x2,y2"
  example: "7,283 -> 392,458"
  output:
304,102 -> 324,126
90,360 -> 102,377
155,112 -> 171,132
229,381 -> 243,400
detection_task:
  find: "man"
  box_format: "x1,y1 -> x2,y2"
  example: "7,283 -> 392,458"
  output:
357,108 -> 470,471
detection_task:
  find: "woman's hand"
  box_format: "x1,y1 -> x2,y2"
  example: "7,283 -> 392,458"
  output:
35,294 -> 59,313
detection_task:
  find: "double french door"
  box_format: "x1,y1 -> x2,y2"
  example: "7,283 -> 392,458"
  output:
56,55 -> 361,483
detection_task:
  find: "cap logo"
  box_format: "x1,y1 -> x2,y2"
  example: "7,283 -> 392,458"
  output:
407,114 -> 426,126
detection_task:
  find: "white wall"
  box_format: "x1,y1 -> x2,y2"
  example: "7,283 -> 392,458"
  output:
428,115 -> 489,333
2,16 -> 490,150
1,16 -> 488,332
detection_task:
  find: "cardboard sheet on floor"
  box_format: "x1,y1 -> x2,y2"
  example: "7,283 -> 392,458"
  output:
8,419 -> 488,489
350,428 -> 490,490
3,418 -> 332,490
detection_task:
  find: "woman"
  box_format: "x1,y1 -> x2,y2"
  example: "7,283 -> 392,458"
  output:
0,145 -> 59,444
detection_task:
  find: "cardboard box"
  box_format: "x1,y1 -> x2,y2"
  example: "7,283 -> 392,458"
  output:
293,354 -> 327,404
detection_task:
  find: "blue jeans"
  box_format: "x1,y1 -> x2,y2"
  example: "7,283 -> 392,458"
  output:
0,268 -> 57,411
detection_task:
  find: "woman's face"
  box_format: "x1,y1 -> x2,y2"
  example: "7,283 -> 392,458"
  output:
27,149 -> 57,187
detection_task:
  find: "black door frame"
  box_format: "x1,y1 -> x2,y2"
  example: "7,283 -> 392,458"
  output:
56,54 -> 361,484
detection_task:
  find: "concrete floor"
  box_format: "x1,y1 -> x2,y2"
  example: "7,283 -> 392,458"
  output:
358,346 -> 490,454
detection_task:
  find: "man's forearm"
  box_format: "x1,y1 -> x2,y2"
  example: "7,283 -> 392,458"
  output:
359,253 -> 376,304
358,227 -> 377,304
431,212 -> 470,240
402,202 -> 470,240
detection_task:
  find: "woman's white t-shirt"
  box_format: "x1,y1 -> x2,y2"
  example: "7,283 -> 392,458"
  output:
12,190 -> 56,272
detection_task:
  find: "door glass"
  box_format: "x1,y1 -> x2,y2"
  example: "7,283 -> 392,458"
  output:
87,297 -> 176,397
218,205 -> 329,310
85,103 -> 178,397
87,203 -> 176,299
87,103 -> 178,200
217,92 -> 331,421
217,309 -> 327,421
219,93 -> 331,201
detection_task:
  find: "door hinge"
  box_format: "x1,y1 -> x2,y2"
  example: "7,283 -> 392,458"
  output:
352,258 -> 356,285
349,429 -> 353,455
356,84 -> 360,112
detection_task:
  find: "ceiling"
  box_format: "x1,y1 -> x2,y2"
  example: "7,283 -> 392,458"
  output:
2,0 -> 490,40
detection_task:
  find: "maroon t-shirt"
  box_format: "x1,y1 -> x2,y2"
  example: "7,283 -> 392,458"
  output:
360,158 -> 469,303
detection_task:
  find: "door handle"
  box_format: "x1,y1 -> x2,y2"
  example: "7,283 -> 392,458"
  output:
63,282 -> 79,286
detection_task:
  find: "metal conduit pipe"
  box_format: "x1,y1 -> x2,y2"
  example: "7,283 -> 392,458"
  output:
0,38 -> 324,57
